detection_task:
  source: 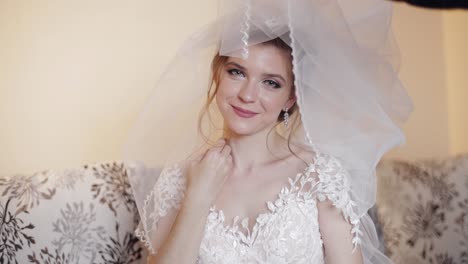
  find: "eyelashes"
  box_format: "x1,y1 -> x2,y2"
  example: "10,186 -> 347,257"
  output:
226,68 -> 282,89
263,79 -> 281,89
227,68 -> 245,77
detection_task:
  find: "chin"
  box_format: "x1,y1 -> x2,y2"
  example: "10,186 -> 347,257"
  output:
224,116 -> 277,137
223,119 -> 256,136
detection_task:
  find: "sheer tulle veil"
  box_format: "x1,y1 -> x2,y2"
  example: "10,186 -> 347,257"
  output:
122,0 -> 413,262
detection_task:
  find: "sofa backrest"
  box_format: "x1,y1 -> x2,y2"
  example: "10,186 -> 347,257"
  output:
376,154 -> 468,264
0,162 -> 147,264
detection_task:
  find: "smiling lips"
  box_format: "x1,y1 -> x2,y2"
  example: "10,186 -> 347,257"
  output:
231,105 -> 258,118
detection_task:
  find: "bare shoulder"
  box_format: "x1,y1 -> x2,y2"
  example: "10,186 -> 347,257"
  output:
316,193 -> 363,262
317,198 -> 343,222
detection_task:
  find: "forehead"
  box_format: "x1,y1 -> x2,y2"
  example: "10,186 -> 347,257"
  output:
226,44 -> 293,76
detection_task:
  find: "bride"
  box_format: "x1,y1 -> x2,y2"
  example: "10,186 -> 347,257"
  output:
123,0 -> 413,263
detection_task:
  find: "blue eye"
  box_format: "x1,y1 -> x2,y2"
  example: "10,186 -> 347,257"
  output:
264,80 -> 281,89
227,69 -> 245,77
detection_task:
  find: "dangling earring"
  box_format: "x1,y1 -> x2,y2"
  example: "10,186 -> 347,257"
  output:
283,107 -> 289,128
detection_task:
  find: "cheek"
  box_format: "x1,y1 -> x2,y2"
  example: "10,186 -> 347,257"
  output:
215,83 -> 231,109
258,91 -> 289,112
216,79 -> 238,101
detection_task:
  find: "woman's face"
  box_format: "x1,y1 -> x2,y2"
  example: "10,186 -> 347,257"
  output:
215,44 -> 296,136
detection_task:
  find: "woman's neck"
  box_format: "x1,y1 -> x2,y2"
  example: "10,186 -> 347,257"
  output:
223,127 -> 291,172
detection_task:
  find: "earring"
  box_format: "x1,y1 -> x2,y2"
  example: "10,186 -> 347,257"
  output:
283,107 -> 289,128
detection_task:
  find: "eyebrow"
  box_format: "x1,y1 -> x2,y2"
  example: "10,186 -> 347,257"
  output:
225,61 -> 287,83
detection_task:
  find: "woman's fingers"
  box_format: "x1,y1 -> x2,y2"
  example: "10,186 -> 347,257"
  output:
221,144 -> 231,157
214,138 -> 225,148
199,139 -> 224,161
186,138 -> 232,203
199,138 -> 232,169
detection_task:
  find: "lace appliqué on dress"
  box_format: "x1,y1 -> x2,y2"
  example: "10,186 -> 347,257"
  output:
135,163 -> 186,254
134,152 -> 362,261
201,164 -> 324,264
313,153 -> 363,250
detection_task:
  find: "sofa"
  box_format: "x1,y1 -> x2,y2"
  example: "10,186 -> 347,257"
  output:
1,154 -> 467,263
375,154 -> 468,263
0,162 -> 147,264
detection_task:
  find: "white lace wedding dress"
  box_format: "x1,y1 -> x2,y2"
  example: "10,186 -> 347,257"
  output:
135,152 -> 361,264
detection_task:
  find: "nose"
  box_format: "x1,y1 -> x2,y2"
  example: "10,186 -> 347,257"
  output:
238,80 -> 258,103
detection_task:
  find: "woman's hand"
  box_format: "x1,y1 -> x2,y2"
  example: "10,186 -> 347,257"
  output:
186,138 -> 233,206
148,139 -> 232,264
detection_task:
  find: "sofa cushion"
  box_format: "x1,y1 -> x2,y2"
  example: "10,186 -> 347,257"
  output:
376,154 -> 468,263
0,162 -> 146,264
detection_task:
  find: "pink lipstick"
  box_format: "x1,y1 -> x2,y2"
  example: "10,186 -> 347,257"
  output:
231,105 -> 258,118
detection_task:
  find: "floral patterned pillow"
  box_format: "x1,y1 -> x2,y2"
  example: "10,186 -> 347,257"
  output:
0,162 -> 146,264
376,154 -> 468,264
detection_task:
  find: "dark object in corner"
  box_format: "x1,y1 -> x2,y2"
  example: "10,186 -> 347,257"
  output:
390,0 -> 468,9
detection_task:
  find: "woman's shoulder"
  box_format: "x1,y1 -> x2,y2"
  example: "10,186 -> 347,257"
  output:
286,146 -> 353,206
294,149 -> 362,250
292,145 -> 346,172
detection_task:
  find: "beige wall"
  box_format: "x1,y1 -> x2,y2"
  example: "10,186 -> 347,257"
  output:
443,10 -> 468,155
0,0 -> 217,175
385,5 -> 451,161
0,1 -> 466,175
